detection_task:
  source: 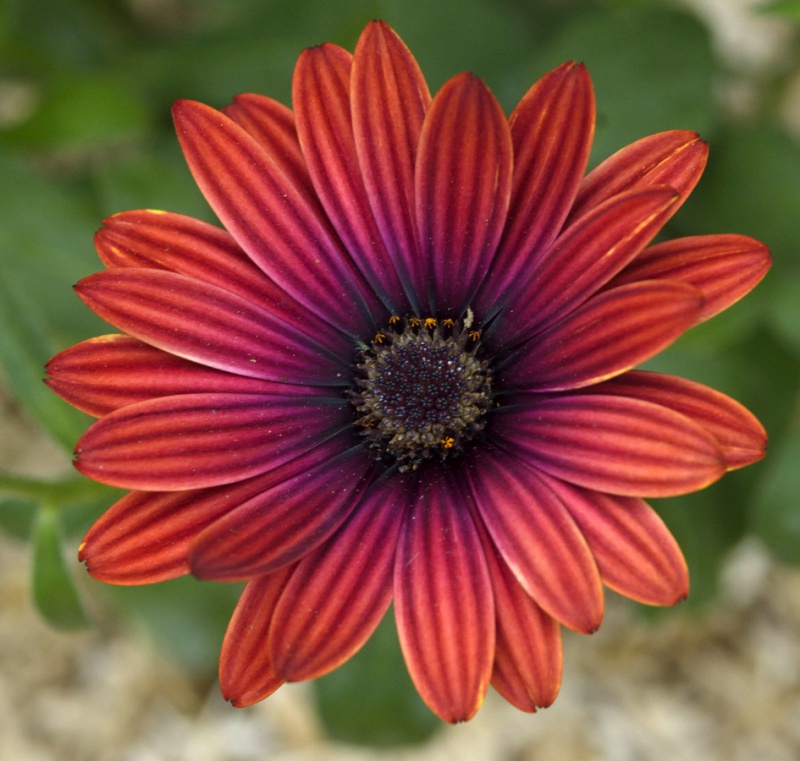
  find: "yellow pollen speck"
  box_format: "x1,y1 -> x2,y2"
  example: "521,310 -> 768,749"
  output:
78,541 -> 86,553
145,209 -> 168,215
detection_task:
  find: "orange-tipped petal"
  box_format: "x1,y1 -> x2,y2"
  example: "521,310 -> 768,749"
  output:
568,129 -> 708,223
540,473 -> 689,606
220,568 -> 294,707
394,471 -> 494,722
467,449 -> 603,633
494,394 -> 726,497
414,72 -> 513,314
589,371 -> 767,470
609,233 -> 772,324
292,42 -> 410,312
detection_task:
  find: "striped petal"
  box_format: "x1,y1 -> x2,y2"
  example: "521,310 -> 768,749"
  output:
75,269 -> 348,385
467,449 -> 603,633
172,99 -> 382,333
491,187 -> 679,347
292,42 -> 409,312
539,473 -> 689,606
45,335 -> 325,417
476,62 -> 594,316
479,529 -> 562,712
589,370 -> 767,469
493,394 -> 726,497
352,21 -> 431,311
94,210 -> 352,352
394,471 -> 494,722
220,567 -> 294,707
222,94 -> 312,199
188,440 -> 373,581
78,470 -> 294,584
74,393 -> 351,490
609,234 -> 772,324
568,130 -> 708,224
268,475 -> 411,681
501,280 -> 704,391
414,72 -> 513,315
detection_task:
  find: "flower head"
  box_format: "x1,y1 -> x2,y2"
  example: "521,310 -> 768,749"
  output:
47,21 -> 770,722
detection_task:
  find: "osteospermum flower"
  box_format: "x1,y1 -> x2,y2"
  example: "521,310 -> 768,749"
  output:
47,21 -> 770,722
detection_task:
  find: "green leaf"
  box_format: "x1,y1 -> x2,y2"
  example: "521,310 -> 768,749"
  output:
751,421 -> 800,563
314,610 -> 440,746
31,505 -> 91,629
760,0 -> 800,21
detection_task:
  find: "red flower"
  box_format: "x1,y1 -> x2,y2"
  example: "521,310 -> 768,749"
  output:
47,21 -> 770,722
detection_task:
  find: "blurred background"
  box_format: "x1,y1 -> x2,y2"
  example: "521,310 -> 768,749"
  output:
1,0 -> 800,758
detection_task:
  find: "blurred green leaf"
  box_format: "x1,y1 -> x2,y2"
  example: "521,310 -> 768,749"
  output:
314,610 -> 439,746
527,5 -> 716,164
0,495 -> 37,539
32,505 -> 91,629
752,421 -> 800,562
761,0 -> 800,21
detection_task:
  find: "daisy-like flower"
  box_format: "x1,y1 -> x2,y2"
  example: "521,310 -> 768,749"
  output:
47,21 -> 770,722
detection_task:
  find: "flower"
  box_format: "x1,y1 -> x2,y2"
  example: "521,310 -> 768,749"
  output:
46,20 -> 770,723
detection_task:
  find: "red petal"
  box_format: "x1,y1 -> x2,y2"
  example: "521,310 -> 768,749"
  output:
501,280 -> 703,391
292,42 -> 410,312
78,470 -> 295,584
589,370 -> 767,469
268,476 -> 411,681
188,439 -> 373,581
414,72 -> 513,314
491,187 -> 679,347
75,269 -> 347,385
540,473 -> 689,606
394,471 -> 494,722
568,130 -> 708,223
467,450 -> 603,633
476,62 -> 594,317
172,100 -> 381,333
609,234 -> 772,324
45,335 -> 320,417
493,394 -> 726,497
222,94 -> 312,199
220,568 -> 294,707
352,21 -> 431,311
74,393 -> 350,490
478,530 -> 562,711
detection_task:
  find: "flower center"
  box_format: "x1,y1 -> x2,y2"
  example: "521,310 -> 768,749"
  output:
352,312 -> 492,471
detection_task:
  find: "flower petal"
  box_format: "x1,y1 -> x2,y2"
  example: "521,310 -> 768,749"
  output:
292,42 -> 410,312
493,394 -> 726,497
500,280 -> 704,391
219,568 -> 294,707
352,21 -> 431,311
74,393 -> 351,490
45,334 -> 323,417
268,475 -> 411,681
476,62 -> 594,316
415,72 -> 513,314
189,439 -> 373,581
172,99 -> 382,333
588,370 -> 767,469
539,473 -> 689,606
478,529 -> 562,711
394,471 -> 494,722
467,449 -> 603,633
491,187 -> 679,347
75,269 -> 348,385
609,234 -> 772,324
78,471 -> 287,584
222,94 -> 312,199
568,130 -> 708,224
